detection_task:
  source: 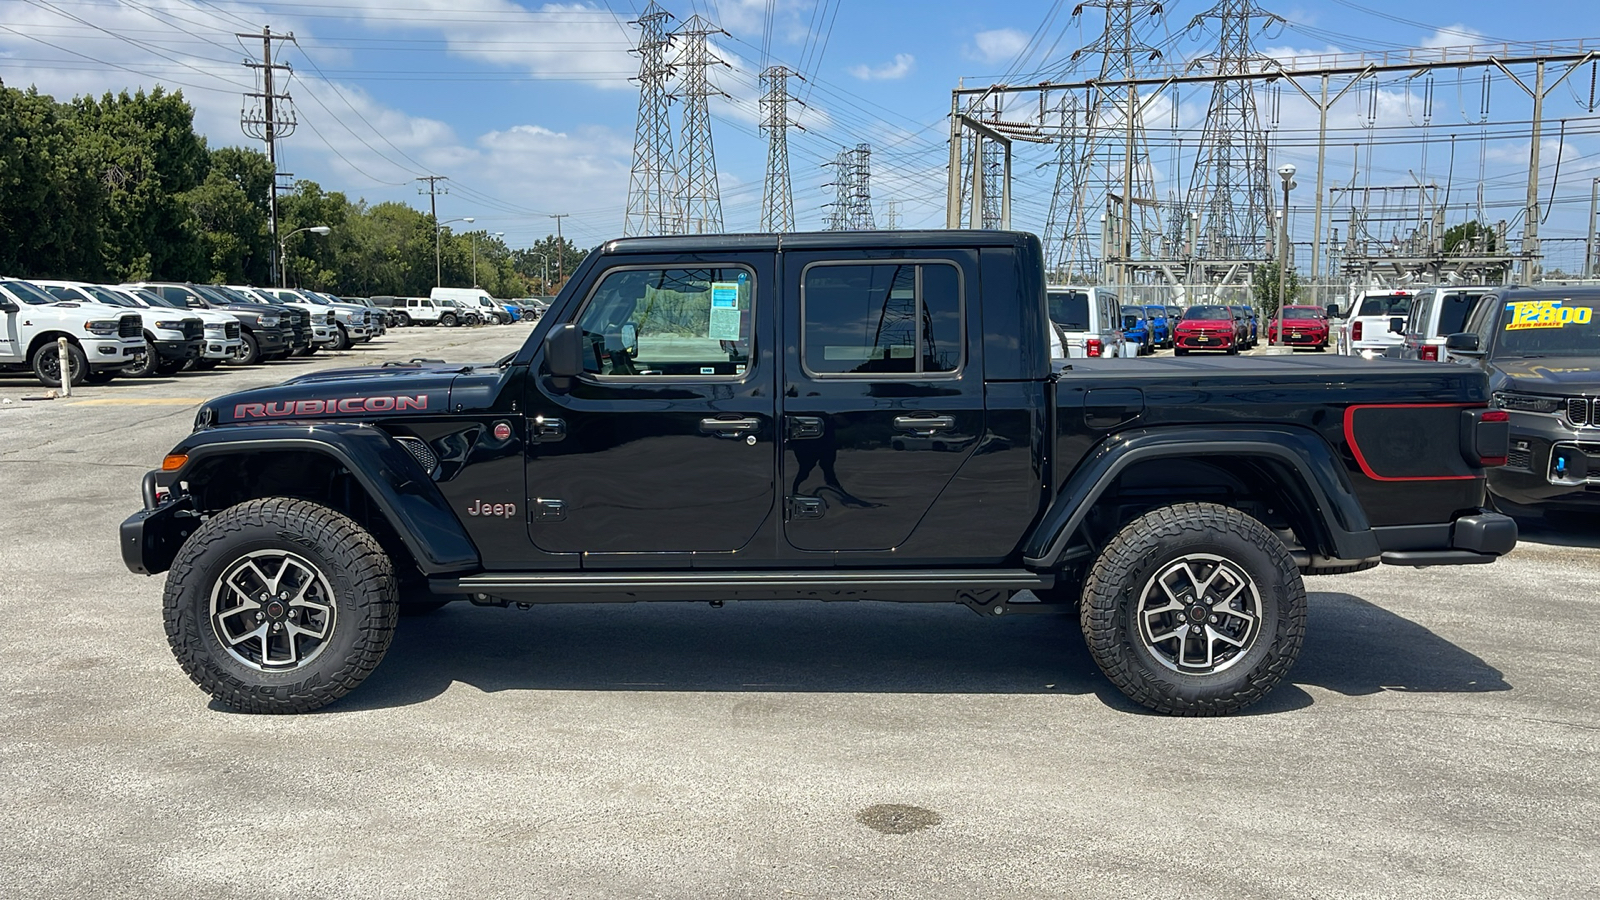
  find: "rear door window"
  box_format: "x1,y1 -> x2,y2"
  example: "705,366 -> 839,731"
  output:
801,261 -> 962,376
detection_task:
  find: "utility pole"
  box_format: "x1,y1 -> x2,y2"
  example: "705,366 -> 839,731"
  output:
760,65 -> 804,233
417,175 -> 449,287
239,26 -> 297,287
548,214 -> 569,286
1588,177 -> 1599,277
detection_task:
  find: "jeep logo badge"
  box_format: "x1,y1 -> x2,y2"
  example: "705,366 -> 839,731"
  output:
467,500 -> 517,519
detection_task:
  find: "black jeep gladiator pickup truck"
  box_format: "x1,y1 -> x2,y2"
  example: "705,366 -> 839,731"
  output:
120,231 -> 1516,716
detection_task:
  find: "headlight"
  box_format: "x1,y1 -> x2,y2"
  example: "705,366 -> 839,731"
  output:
260,316 -> 281,328
204,324 -> 224,334
1493,392 -> 1562,414
82,319 -> 119,336
153,320 -> 185,330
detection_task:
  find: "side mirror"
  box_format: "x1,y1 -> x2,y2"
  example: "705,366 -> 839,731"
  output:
544,322 -> 585,388
1325,304 -> 1340,319
0,295 -> 17,312
1444,332 -> 1484,357
1389,316 -> 1406,334
620,322 -> 639,357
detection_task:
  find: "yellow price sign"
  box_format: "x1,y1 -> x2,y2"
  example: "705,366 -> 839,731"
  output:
1504,299 -> 1594,330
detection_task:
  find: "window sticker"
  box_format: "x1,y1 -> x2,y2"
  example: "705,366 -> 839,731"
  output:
708,281 -> 742,340
1504,299 -> 1593,330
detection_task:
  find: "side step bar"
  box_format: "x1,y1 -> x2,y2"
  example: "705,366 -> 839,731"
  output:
434,568 -> 1054,607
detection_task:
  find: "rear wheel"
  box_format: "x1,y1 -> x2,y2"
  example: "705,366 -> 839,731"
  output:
1080,502 -> 1306,716
162,498 -> 398,714
441,313 -> 458,327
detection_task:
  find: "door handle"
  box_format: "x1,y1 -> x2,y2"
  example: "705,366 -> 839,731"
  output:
893,415 -> 955,434
700,416 -> 762,436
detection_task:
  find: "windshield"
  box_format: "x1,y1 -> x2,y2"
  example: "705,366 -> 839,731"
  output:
1283,307 -> 1323,320
2,279 -> 64,305
299,292 -> 331,306
1358,294 -> 1412,317
43,285 -> 89,303
219,286 -> 269,305
1047,291 -> 1090,330
1144,306 -> 1165,318
84,285 -> 133,306
1183,306 -> 1231,321
1495,296 -> 1599,358
191,285 -> 238,307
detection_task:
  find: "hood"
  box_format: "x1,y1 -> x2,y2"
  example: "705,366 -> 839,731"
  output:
1494,357 -> 1600,393
202,361 -> 507,426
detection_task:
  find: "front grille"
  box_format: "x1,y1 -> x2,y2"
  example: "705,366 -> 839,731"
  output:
1568,398 -> 1592,427
225,321 -> 240,339
393,436 -> 438,475
118,315 -> 141,338
181,319 -> 203,339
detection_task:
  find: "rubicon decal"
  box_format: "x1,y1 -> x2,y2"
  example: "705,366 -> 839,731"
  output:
232,395 -> 430,418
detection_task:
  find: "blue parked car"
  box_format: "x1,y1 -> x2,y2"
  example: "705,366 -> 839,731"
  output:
1120,305 -> 1154,355
1229,305 -> 1259,349
1143,304 -> 1171,349
501,303 -> 522,323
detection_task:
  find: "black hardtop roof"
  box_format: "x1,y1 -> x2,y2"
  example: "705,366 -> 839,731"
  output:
600,229 -> 1038,255
1495,285 -> 1600,300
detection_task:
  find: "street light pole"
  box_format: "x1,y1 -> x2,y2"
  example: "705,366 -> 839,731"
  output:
435,216 -> 475,287
279,225 -> 331,288
548,213 -> 569,287
1276,164 -> 1297,346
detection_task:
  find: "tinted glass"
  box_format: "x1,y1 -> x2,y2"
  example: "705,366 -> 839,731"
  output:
804,263 -> 961,376
1358,294 -> 1412,316
1283,307 -> 1323,320
1494,296 -> 1599,358
1047,291 -> 1090,330
1436,292 -> 1482,336
1183,306 -> 1231,320
2,280 -> 61,305
577,266 -> 754,378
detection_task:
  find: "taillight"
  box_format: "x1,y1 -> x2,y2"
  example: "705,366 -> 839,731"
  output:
1352,320 -> 1363,341
1086,339 -> 1103,357
1419,344 -> 1439,361
1461,409 -> 1510,467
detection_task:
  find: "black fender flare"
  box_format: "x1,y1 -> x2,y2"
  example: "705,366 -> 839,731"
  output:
160,423 -> 479,575
1022,425 -> 1380,568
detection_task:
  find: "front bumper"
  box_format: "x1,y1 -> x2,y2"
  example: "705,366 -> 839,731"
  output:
1175,331 -> 1234,350
151,337 -> 204,361
202,337 -> 241,360
1373,510 -> 1519,566
84,337 -> 145,371
310,324 -> 335,344
121,472 -> 197,575
254,327 -> 289,354
1489,411 -> 1600,508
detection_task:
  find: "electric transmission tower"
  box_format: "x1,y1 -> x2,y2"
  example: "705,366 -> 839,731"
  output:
624,2 -> 679,237
848,143 -> 875,230
673,14 -> 730,234
1043,94 -> 1089,277
760,66 -> 804,232
1056,0 -> 1164,282
238,26 -> 297,285
825,147 -> 852,231
1185,0 -> 1283,261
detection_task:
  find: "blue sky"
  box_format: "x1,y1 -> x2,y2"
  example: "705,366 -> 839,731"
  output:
1,0 -> 1596,268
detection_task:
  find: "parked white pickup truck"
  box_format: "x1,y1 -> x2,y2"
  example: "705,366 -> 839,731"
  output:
1,277 -> 146,387
1339,289 -> 1414,358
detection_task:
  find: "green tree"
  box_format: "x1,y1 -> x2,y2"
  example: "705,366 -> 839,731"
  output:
1442,220 -> 1507,281
1251,263 -> 1302,320
0,82 -> 104,278
512,235 -> 587,294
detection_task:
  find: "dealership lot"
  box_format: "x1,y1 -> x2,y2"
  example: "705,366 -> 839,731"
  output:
1,327 -> 1596,899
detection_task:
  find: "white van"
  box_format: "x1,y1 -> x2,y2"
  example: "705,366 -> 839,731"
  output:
1048,285 -> 1123,358
430,287 -> 509,324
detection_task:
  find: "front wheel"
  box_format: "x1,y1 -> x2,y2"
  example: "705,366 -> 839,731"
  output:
231,331 -> 261,366
31,340 -> 87,387
1080,502 -> 1306,716
328,325 -> 352,351
162,498 -> 399,714
441,313 -> 458,327
396,312 -> 411,327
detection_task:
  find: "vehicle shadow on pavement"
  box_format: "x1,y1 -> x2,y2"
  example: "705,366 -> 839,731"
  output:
1505,511 -> 1600,550
327,590 -> 1508,715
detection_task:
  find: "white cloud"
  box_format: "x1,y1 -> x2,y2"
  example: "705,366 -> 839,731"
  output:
1421,24 -> 1484,49
848,53 -> 914,81
968,28 -> 1030,66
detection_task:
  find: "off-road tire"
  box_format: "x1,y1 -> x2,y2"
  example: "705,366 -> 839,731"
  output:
396,312 -> 411,327
31,340 -> 87,387
162,498 -> 398,714
1080,502 -> 1306,716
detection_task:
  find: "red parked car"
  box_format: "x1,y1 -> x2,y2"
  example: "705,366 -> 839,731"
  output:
1173,305 -> 1240,355
1266,305 -> 1330,350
